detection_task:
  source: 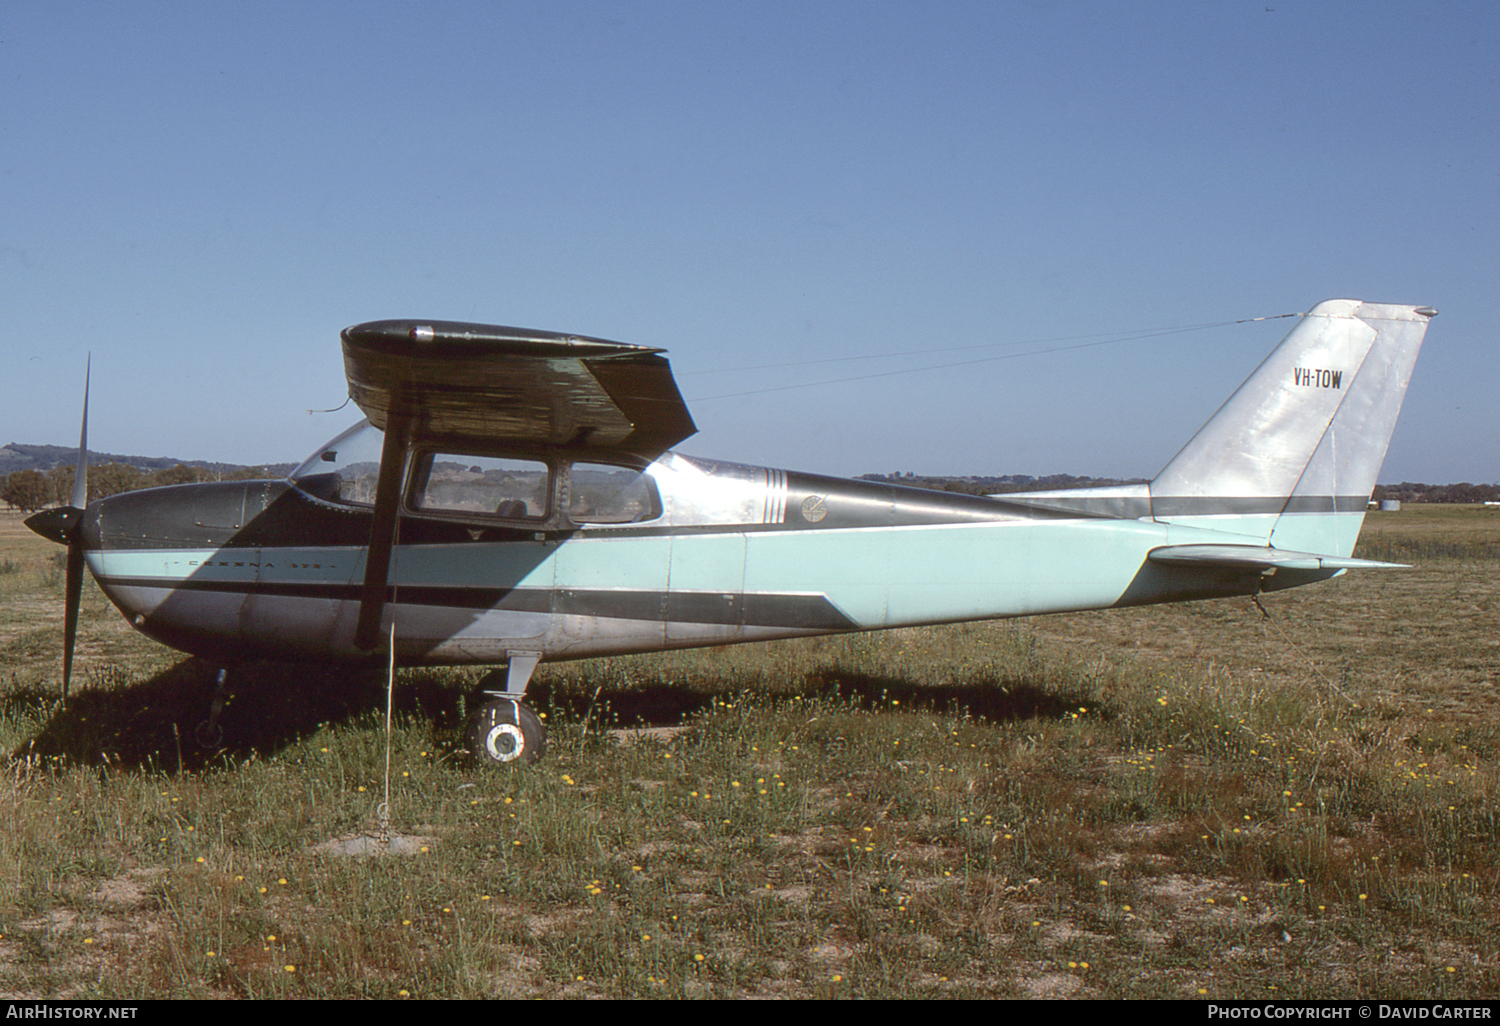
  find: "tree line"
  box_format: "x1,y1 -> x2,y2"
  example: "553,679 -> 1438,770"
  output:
1372,482 -> 1500,504
0,463 -> 277,513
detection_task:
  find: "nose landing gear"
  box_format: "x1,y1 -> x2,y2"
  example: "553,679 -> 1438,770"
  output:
463,698 -> 546,765
461,652 -> 546,767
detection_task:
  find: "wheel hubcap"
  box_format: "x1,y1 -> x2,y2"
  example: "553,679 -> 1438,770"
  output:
483,722 -> 525,762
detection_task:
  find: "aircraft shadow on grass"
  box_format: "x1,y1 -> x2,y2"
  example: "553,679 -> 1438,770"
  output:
7,660 -> 1088,773
10,661 -> 424,773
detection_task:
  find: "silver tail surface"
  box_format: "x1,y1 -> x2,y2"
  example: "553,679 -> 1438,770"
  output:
1148,300 -> 1434,556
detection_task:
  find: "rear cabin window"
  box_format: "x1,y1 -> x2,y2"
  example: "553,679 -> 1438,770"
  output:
411,454 -> 550,520
568,462 -> 660,524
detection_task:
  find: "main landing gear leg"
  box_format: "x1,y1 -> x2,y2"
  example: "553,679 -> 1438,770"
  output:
194,667 -> 232,749
462,652 -> 546,766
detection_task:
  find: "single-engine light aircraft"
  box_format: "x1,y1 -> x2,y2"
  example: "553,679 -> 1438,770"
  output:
26,300 -> 1435,765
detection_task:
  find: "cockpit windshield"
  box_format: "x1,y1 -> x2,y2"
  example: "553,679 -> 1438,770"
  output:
290,419 -> 384,506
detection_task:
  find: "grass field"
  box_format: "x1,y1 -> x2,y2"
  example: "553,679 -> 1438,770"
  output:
0,504 -> 1497,999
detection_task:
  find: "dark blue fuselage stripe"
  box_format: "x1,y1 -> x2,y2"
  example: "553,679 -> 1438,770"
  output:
96,577 -> 857,631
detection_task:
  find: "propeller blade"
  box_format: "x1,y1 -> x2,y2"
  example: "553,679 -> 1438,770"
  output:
71,356 -> 90,511
23,357 -> 97,705
62,538 -> 84,703
22,356 -> 91,547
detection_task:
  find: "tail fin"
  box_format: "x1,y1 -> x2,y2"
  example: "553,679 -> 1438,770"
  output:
1150,299 -> 1434,555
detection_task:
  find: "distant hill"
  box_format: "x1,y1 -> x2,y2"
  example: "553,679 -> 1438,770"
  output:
0,443 -> 295,479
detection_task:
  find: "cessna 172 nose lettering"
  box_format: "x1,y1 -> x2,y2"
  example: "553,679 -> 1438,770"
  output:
26,299 -> 1434,765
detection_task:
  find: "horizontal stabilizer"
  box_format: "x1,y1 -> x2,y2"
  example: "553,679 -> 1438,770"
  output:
1147,544 -> 1408,572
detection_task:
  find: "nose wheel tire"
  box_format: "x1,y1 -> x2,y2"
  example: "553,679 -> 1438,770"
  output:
463,700 -> 546,766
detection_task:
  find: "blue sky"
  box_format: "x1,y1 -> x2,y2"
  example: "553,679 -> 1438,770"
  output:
4,0 -> 1495,483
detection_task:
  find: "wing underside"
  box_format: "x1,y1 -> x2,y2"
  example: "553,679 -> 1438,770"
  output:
341,319 -> 697,454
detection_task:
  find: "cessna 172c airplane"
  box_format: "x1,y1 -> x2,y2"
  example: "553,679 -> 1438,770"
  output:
26,299 -> 1434,766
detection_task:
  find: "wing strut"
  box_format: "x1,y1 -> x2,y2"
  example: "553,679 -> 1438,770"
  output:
354,410 -> 412,652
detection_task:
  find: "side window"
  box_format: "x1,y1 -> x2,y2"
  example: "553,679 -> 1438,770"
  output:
332,463 -> 381,506
411,453 -> 550,520
568,462 -> 661,524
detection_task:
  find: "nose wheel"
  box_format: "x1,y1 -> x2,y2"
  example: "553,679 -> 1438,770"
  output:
463,699 -> 546,765
461,652 -> 545,766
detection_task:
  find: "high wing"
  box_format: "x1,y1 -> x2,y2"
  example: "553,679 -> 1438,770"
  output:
341,319 -> 696,454
340,319 -> 697,650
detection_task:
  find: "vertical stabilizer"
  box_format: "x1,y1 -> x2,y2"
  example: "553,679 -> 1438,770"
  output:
1149,300 -> 1433,555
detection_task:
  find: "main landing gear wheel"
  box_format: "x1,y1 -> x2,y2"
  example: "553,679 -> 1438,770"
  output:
463,700 -> 546,766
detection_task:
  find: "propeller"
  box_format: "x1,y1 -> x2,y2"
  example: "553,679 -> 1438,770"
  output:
23,357 -> 90,705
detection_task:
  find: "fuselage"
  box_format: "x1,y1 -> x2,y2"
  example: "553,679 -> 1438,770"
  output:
26,300 -> 1433,729
76,439 -> 1298,667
